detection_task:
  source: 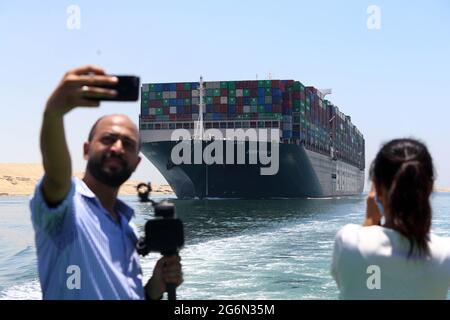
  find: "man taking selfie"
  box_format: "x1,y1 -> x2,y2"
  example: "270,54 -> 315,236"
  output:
30,65 -> 183,299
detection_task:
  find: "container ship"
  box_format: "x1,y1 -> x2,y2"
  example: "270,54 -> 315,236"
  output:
139,78 -> 365,199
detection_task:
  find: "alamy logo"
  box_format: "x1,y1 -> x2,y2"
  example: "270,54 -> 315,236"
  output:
66,265 -> 81,290
66,5 -> 81,30
170,128 -> 280,175
366,5 -> 381,30
366,265 -> 381,290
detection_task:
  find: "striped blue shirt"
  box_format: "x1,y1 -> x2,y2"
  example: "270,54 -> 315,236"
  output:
30,177 -> 144,300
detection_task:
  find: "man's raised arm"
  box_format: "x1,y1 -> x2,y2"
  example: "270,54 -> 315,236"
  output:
40,65 -> 118,205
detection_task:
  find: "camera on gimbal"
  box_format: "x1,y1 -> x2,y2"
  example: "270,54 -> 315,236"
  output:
136,200 -> 184,257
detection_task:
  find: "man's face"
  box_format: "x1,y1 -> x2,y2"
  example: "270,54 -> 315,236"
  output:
84,116 -> 141,187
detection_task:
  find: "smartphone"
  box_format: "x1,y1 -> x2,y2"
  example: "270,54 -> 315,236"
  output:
95,75 -> 140,101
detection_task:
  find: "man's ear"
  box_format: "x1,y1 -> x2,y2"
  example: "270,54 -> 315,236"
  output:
83,142 -> 89,160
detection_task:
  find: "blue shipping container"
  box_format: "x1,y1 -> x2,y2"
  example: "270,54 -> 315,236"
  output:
176,106 -> 184,113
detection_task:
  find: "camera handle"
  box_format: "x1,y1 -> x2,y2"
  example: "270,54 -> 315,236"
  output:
162,250 -> 178,301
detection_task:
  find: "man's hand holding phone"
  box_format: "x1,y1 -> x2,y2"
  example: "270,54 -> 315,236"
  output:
45,65 -> 119,116
45,65 -> 139,117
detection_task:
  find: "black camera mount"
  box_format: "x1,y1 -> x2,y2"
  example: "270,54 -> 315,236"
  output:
136,183 -> 184,300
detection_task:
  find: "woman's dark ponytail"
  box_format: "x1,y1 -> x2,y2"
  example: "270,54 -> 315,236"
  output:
388,160 -> 431,257
370,139 -> 434,258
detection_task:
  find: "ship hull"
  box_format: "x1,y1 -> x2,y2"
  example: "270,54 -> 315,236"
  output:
141,141 -> 364,199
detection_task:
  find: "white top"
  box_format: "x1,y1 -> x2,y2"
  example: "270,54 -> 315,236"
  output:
331,224 -> 450,299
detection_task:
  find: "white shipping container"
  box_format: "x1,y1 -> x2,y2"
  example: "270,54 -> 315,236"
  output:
210,81 -> 220,89
235,89 -> 243,97
162,92 -> 170,99
220,97 -> 228,104
243,105 -> 250,113
192,90 -> 199,97
170,107 -> 177,114
142,84 -> 149,92
169,91 -> 177,99
149,108 -> 156,115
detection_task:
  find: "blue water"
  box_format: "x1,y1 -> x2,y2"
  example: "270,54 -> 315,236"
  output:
1,193 -> 449,299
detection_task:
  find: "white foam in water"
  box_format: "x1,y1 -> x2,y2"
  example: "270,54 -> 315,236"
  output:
0,279 -> 41,300
138,219 -> 340,299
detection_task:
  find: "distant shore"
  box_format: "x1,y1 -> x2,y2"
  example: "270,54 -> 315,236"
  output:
1,163 -> 449,197
0,163 -> 173,197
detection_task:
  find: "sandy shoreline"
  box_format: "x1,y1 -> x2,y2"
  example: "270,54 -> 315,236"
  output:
0,163 -> 173,197
1,163 -> 449,197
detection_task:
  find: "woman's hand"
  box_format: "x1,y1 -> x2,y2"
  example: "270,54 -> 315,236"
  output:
364,185 -> 382,226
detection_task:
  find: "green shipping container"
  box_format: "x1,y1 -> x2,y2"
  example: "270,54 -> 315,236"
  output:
243,89 -> 250,97
228,82 -> 236,90
228,89 -> 236,97
184,83 -> 191,90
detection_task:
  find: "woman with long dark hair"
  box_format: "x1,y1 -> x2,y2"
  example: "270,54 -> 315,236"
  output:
331,138 -> 450,299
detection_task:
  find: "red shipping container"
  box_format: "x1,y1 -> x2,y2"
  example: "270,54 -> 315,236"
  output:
163,107 -> 169,115
213,105 -> 221,113
176,83 -> 184,91
169,114 -> 177,121
185,106 -> 192,114
273,105 -> 282,113
236,97 -> 243,105
248,81 -> 258,89
221,89 -> 228,96
236,81 -> 245,89
271,80 -> 281,87
150,100 -> 163,108
213,97 -> 221,104
292,91 -> 301,99
220,105 -> 227,113
237,105 -> 244,113
250,88 -> 258,97
300,91 -> 305,100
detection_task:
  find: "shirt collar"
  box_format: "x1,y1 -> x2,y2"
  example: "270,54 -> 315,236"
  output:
75,177 -> 135,221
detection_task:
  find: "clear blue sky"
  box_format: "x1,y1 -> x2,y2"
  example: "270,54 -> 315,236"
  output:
1,0 -> 449,189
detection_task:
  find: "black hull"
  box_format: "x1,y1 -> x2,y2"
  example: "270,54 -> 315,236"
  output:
141,141 -> 343,199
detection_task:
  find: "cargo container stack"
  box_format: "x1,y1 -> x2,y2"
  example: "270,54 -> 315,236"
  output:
140,79 -> 364,170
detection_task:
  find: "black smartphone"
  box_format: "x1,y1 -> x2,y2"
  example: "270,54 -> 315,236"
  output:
96,75 -> 140,101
